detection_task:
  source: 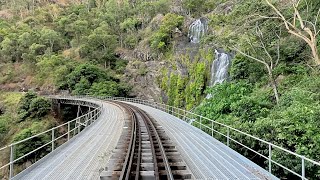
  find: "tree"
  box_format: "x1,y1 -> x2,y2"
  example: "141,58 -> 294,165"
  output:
73,77 -> 91,95
265,0 -> 320,66
89,81 -> 119,96
40,28 -> 61,53
150,13 -> 184,52
29,97 -> 51,118
66,19 -> 88,46
80,24 -> 117,68
234,24 -> 281,104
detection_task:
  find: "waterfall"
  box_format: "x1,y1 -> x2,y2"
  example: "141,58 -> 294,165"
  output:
188,18 -> 208,43
210,49 -> 232,86
206,50 -> 232,99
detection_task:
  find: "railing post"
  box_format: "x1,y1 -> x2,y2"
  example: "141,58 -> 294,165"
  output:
67,121 -> 70,141
200,116 -> 202,130
211,121 -> 214,137
227,127 -> 230,147
9,145 -> 14,179
90,111 -> 93,124
51,129 -> 55,151
78,118 -> 80,134
302,156 -> 305,179
269,144 -> 272,173
77,105 -> 80,117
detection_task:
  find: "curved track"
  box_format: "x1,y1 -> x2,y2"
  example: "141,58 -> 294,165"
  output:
9,97 -> 278,180
101,101 -> 191,179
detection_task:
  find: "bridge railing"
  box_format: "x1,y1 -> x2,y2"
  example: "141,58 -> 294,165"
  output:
0,97 -> 102,179
95,96 -> 319,180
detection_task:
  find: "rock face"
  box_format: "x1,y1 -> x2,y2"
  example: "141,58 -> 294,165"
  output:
125,60 -> 164,101
123,15 -> 211,102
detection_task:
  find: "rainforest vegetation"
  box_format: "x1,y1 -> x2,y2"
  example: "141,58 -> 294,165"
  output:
0,0 -> 320,179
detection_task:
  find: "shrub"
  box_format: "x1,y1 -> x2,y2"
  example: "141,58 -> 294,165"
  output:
150,13 -> 184,52
72,77 -> 91,95
13,122 -> 51,163
89,81 -> 119,97
18,91 -> 37,113
18,91 -> 51,120
29,97 -> 51,118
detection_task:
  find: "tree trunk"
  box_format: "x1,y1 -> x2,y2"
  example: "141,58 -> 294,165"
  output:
310,41 -> 320,66
267,66 -> 280,104
50,41 -> 54,54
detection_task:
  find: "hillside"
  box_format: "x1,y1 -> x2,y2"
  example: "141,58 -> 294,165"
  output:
0,0 -> 320,179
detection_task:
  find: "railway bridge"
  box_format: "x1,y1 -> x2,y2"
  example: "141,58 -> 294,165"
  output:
0,96 -> 319,179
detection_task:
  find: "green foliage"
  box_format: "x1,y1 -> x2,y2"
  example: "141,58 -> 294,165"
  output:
73,77 -> 91,95
230,89 -> 273,122
252,77 -> 320,178
65,63 -> 130,97
18,91 -> 51,120
39,28 -> 63,53
182,0 -> 220,17
0,116 -> 8,136
196,73 -> 320,179
198,81 -> 253,119
120,17 -> 141,32
230,55 -> 265,83
19,91 -> 38,114
89,81 -> 119,96
0,1 -> 320,178
36,55 -> 75,87
29,97 -> 51,118
13,122 -> 51,162
66,63 -> 112,91
185,62 -> 206,110
79,23 -> 117,66
167,73 -> 178,106
150,13 -> 184,52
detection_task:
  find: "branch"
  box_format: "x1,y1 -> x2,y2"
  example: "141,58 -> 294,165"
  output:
246,37 -> 258,54
266,0 -> 293,30
275,28 -> 281,68
315,8 -> 320,33
314,8 -> 320,36
265,0 -> 304,33
259,15 -> 282,20
255,24 -> 273,67
233,47 -> 269,68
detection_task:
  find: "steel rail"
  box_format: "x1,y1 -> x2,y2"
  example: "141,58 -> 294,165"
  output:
17,95 -> 317,180
118,103 -> 137,180
138,108 -> 173,180
94,96 -> 320,180
135,113 -> 142,180
136,108 -> 160,180
112,101 -> 174,179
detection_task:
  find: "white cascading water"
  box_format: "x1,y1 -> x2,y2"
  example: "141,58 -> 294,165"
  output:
206,50 -> 232,98
188,18 -> 208,43
210,49 -> 232,86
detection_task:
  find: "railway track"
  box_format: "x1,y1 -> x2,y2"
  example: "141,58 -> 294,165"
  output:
100,101 -> 192,180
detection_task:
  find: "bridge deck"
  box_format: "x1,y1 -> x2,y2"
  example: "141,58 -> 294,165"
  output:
13,99 -> 124,180
127,102 -> 278,180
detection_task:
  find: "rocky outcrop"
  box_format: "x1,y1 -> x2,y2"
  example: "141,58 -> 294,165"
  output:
125,60 -> 165,101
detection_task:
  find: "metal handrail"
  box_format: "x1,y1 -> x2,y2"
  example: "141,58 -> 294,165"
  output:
1,95 -> 319,179
94,96 -> 319,180
0,97 -> 103,179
